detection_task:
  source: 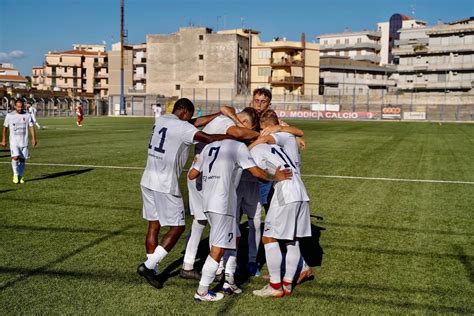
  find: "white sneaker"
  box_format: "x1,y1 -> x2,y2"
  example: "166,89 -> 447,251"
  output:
194,290 -> 224,302
253,284 -> 284,298
223,282 -> 242,294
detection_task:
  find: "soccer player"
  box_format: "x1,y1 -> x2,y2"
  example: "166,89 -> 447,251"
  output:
250,109 -> 313,283
26,102 -> 41,129
180,107 -> 260,281
249,137 -> 311,298
76,102 -> 84,127
1,99 -> 37,184
137,98 -> 237,290
188,139 -> 292,301
240,88 -> 305,276
153,103 -> 162,121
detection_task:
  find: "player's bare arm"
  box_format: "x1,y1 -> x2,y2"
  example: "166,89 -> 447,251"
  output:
220,105 -> 245,127
1,127 -> 7,147
247,165 -> 292,182
227,126 -> 260,141
188,111 -> 221,127
193,131 -> 234,144
261,124 -> 304,137
247,135 -> 276,150
29,126 -> 37,147
188,168 -> 201,180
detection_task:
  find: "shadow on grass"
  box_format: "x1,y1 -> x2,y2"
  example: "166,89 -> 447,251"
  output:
453,245 -> 474,283
0,224 -> 135,291
0,189 -> 16,194
27,168 -> 94,182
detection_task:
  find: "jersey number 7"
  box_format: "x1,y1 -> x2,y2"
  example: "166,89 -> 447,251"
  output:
208,146 -> 221,172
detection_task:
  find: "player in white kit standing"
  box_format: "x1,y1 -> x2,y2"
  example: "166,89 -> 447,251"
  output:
249,135 -> 311,297
137,98 -> 237,290
180,107 -> 260,282
1,99 -> 37,184
188,139 -> 292,301
26,102 -> 41,129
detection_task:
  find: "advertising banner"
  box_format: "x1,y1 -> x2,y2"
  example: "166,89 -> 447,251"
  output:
381,106 -> 402,120
275,110 -> 380,120
403,112 -> 426,120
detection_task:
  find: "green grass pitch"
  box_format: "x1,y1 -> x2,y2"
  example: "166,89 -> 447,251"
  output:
1,117 -> 473,314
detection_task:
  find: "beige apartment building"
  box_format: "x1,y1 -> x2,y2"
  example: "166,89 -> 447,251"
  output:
318,30 -> 382,64
32,44 -> 108,97
0,63 -> 27,88
394,17 -> 474,93
250,34 -> 319,96
146,27 -> 250,99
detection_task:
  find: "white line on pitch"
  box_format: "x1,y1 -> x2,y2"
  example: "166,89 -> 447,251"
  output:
1,161 -> 473,185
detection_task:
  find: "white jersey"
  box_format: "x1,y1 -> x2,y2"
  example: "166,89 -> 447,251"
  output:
154,105 -> 162,120
140,114 -> 198,196
28,106 -> 38,124
193,139 -> 256,216
3,111 -> 33,147
194,115 -> 235,154
250,143 -> 309,206
271,132 -> 301,172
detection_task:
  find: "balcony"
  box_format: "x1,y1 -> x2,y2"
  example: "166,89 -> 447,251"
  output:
320,42 -> 381,51
133,73 -> 146,81
270,57 -> 304,67
94,72 -> 108,78
128,86 -> 146,93
268,76 -> 304,85
94,62 -> 108,68
352,55 -> 381,64
94,83 -> 108,89
397,80 -> 472,91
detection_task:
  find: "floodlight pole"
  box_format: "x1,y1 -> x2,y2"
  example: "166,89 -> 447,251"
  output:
120,0 -> 126,115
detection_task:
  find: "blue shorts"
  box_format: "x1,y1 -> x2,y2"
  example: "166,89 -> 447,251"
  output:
259,181 -> 273,205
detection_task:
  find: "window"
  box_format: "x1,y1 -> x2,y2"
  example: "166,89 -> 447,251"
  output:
199,54 -> 204,60
258,67 -> 271,76
199,75 -> 204,81
176,84 -> 181,90
258,50 -> 271,59
357,38 -> 362,43
345,39 -> 349,44
336,39 -> 340,44
199,35 -> 204,40
323,40 -> 328,45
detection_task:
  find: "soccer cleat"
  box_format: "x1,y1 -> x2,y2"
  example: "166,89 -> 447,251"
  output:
179,268 -> 201,280
137,263 -> 163,289
12,175 -> 19,184
223,282 -> 242,295
296,266 -> 313,284
253,284 -> 285,298
19,177 -> 25,184
247,262 -> 261,277
283,283 -> 293,295
193,290 -> 224,302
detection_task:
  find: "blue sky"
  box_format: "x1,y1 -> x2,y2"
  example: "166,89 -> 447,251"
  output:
0,0 -> 472,76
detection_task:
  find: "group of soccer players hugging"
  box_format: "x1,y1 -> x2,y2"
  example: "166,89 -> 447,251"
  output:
137,88 -> 313,302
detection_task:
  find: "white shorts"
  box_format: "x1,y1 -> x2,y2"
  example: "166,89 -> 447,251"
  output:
263,201 -> 311,240
206,212 -> 238,249
10,146 -> 29,159
141,185 -> 185,226
187,175 -> 206,221
236,180 -> 260,219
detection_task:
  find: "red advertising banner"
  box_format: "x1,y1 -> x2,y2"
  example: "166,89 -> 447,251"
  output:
275,110 -> 380,120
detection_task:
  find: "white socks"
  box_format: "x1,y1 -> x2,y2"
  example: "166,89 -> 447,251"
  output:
198,255 -> 219,295
264,242 -> 282,284
183,219 -> 206,270
248,204 -> 262,263
144,245 -> 168,270
224,250 -> 237,284
283,241 -> 301,283
11,160 -> 19,176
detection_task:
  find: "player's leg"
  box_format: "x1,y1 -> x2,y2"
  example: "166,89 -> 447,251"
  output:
282,240 -> 300,295
17,148 -> 27,183
195,212 -> 235,301
253,235 -> 284,298
294,201 -> 313,285
246,196 -> 262,276
181,218 -> 206,279
223,230 -> 241,294
10,146 -> 21,183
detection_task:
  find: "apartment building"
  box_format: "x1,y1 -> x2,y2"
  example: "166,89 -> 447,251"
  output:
146,27 -> 250,98
318,30 -> 382,64
32,44 -> 108,97
250,34 -> 319,96
0,63 -> 27,88
394,17 -> 474,92
319,57 -> 395,95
